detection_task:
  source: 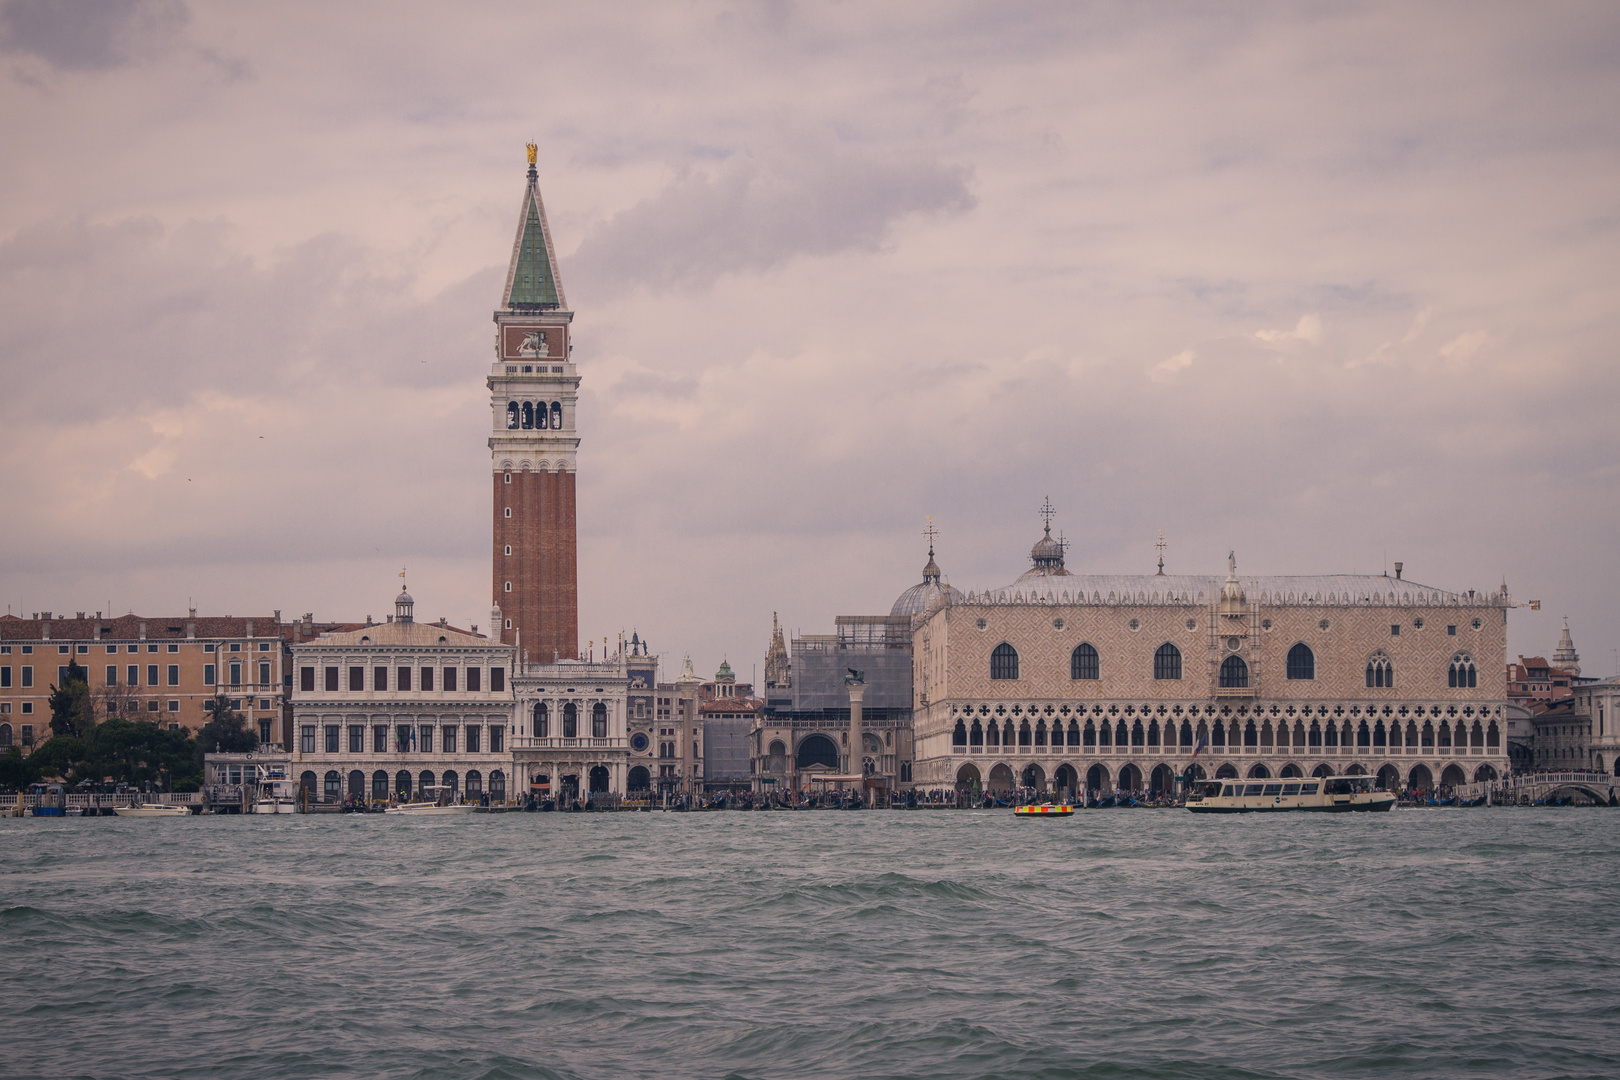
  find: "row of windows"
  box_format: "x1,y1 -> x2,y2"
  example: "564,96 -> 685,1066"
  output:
301,723 -> 506,755
952,715 -> 1502,750
506,400 -> 563,429
306,769 -> 507,801
1,661 -> 276,690
532,702 -> 609,739
299,666 -> 505,694
1,642 -> 270,655
987,643 -> 1479,689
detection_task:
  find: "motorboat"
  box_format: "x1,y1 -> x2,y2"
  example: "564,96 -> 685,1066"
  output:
115,802 -> 192,817
252,775 -> 299,814
1013,804 -> 1074,818
1186,774 -> 1396,813
384,786 -> 477,815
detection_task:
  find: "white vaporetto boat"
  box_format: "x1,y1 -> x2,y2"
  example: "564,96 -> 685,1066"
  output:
114,802 -> 192,817
1186,774 -> 1396,813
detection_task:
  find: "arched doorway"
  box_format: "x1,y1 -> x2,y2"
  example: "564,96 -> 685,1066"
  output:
955,763 -> 981,793
1149,764 -> 1174,795
1312,763 -> 1333,778
1376,764 -> 1400,791
442,770 -> 459,796
1215,762 -> 1237,779
419,770 -> 436,794
1085,764 -> 1109,793
628,765 -> 650,791
1440,764 -> 1466,789
1118,763 -> 1141,791
466,770 -> 483,796
988,763 -> 1014,793
1021,763 -> 1046,791
489,771 -> 506,801
323,771 -> 341,802
348,770 -> 365,797
1053,763 -> 1078,794
1471,764 -> 1497,784
300,771 -> 317,798
560,774 -> 580,803
1184,763 -> 1207,781
796,734 -> 840,770
1408,763 -> 1433,790
372,770 -> 389,800
1279,763 -> 1302,779
589,765 -> 610,793
1345,763 -> 1367,776
395,770 -> 412,798
1247,763 -> 1271,780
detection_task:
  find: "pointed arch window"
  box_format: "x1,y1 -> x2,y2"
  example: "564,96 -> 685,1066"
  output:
1153,642 -> 1182,681
990,643 -> 1019,680
1448,654 -> 1477,688
1366,652 -> 1394,688
1286,642 -> 1315,680
1219,655 -> 1249,688
1070,643 -> 1099,681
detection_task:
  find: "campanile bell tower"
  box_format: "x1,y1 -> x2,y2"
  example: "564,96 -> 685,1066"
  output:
489,145 -> 578,661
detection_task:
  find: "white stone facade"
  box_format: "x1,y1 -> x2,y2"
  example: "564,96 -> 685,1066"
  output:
1574,677 -> 1620,776
290,593 -> 516,803
511,658 -> 629,802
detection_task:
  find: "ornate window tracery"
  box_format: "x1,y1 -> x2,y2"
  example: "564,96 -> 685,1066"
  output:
1070,642 -> 1099,681
1153,642 -> 1182,681
1286,642 -> 1315,680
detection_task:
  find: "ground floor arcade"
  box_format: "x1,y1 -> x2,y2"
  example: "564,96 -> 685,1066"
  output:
928,750 -> 1506,797
511,753 -> 628,802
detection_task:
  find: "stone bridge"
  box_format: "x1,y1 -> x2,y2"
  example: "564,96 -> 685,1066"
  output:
1457,770 -> 1619,806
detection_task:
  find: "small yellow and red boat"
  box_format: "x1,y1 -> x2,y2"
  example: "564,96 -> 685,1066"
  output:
1012,804 -> 1074,817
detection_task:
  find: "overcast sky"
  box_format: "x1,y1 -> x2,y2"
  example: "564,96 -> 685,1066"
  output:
2,1 -> 1616,682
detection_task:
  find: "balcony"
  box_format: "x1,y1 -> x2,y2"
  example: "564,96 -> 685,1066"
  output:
511,736 -> 627,751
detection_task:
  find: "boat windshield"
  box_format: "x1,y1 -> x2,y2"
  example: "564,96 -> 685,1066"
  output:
1325,777 -> 1372,794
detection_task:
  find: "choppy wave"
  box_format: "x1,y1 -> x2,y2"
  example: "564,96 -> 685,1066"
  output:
1,809 -> 1618,1079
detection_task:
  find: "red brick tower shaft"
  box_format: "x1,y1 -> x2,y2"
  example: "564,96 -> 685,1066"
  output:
488,147 -> 578,662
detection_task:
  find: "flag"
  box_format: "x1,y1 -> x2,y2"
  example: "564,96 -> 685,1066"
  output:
1190,732 -> 1209,761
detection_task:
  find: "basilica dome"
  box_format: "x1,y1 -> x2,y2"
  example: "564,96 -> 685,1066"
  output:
891,550 -> 965,618
1014,522 -> 1071,583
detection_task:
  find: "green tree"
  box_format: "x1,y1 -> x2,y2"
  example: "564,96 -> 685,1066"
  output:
25,733 -> 81,781
79,718 -> 200,791
0,746 -> 35,790
196,694 -> 257,764
48,659 -> 94,739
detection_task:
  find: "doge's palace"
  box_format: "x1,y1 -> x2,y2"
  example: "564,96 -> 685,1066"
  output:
912,506 -> 1510,796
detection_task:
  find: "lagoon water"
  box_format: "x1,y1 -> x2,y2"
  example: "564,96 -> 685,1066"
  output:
3,809 -> 1618,1080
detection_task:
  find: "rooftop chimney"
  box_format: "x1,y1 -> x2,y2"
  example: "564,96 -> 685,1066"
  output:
41,613 -> 52,640
1394,562 -> 1403,580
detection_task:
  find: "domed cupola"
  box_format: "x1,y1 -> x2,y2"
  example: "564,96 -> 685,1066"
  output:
1014,496 -> 1073,583
890,520 -> 966,618
395,588 -> 415,624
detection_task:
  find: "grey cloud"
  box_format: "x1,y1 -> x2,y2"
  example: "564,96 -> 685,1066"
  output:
567,128 -> 974,295
0,0 -> 187,71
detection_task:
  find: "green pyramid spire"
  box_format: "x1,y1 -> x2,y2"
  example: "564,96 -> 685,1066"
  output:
508,185 -> 560,308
